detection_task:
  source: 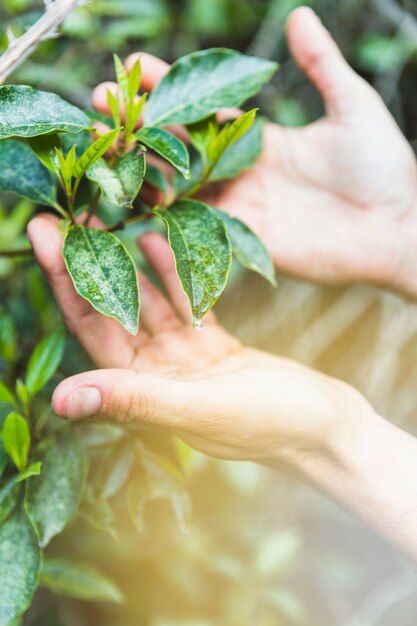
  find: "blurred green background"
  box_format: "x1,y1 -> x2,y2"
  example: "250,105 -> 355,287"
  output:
2,0 -> 417,624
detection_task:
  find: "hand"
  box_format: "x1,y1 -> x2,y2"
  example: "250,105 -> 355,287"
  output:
92,7 -> 417,297
27,215 -> 372,473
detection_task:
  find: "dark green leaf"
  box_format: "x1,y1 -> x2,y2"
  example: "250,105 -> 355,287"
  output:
0,86 -> 91,138
73,128 -> 120,180
144,163 -> 169,192
25,329 -> 65,396
15,381 -> 30,418
145,48 -> 278,126
210,117 -> 264,181
0,436 -> 8,476
0,382 -> 15,407
0,507 -> 41,626
0,478 -> 20,525
15,462 -> 42,484
217,211 -> 276,285
27,134 -> 61,173
41,559 -> 124,604
2,412 -> 30,473
80,487 -> 117,539
136,127 -> 190,177
155,199 -> 231,325
63,226 -> 140,335
0,140 -> 57,206
25,429 -> 87,547
86,149 -> 145,208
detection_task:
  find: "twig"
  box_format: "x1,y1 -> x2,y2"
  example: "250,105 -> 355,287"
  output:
0,247 -> 34,257
0,0 -> 85,83
370,0 -> 417,40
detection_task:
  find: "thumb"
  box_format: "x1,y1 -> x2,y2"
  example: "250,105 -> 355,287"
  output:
52,369 -> 193,427
286,7 -> 370,119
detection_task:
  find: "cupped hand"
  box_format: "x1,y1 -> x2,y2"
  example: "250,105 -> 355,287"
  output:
27,215 -> 373,471
92,7 -> 417,297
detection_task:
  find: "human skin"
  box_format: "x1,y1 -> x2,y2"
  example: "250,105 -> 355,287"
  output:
27,7 -> 417,561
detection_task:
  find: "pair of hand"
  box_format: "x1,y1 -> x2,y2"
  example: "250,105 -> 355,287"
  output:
28,7 -> 417,478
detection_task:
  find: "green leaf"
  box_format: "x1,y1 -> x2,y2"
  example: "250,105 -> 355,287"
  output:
127,448 -> 192,533
207,109 -> 257,164
76,423 -> 124,448
0,436 -> 9,476
55,147 -> 75,196
144,48 -> 278,127
217,211 -> 276,285
136,127 -> 190,178
15,380 -> 30,418
0,140 -> 57,206
2,412 -> 30,473
0,478 -> 20,525
113,53 -> 129,99
210,116 -> 264,181
155,200 -> 232,326
187,115 -> 216,159
98,441 -> 135,500
73,128 -> 120,180
80,487 -> 117,539
0,85 -> 91,139
0,382 -> 15,407
63,226 -> 140,335
25,429 -> 87,547
41,559 -> 124,604
107,89 -> 121,128
86,149 -> 145,208
25,329 -> 65,396
144,163 -> 169,192
15,462 -> 42,484
27,134 -> 61,173
0,507 -> 41,626
127,57 -> 142,102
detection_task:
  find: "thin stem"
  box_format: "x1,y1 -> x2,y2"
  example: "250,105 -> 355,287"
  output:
106,213 -> 154,233
0,247 -> 34,257
84,188 -> 102,225
53,202 -> 70,220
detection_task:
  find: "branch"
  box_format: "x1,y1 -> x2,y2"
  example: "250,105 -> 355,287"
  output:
0,0 -> 84,83
370,0 -> 417,41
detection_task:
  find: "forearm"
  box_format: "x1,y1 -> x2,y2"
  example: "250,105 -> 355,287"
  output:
300,412 -> 417,561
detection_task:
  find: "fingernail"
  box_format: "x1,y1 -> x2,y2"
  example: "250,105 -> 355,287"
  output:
64,387 -> 102,420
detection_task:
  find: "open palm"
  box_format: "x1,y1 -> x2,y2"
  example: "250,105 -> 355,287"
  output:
28,216 -> 363,463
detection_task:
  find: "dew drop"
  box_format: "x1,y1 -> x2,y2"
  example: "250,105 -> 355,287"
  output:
93,294 -> 103,302
195,320 -> 204,331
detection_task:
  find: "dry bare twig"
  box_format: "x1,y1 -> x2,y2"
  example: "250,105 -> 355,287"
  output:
0,0 -> 84,83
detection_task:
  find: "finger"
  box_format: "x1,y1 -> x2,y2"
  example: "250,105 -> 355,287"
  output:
138,232 -> 216,326
52,369 -> 194,427
285,7 -> 369,119
125,52 -> 169,92
137,270 -> 182,334
27,214 -> 139,368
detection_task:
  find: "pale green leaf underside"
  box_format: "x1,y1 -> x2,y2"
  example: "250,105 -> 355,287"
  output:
144,48 -> 278,127
0,508 -> 41,626
217,210 -> 276,285
156,199 -> 232,325
0,86 -> 90,138
0,140 -> 56,206
41,559 -> 124,604
63,226 -> 140,334
136,127 -> 190,177
25,430 -> 87,547
86,150 -> 145,208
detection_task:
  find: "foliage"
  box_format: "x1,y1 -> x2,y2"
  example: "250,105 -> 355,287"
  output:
0,0 -> 416,625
